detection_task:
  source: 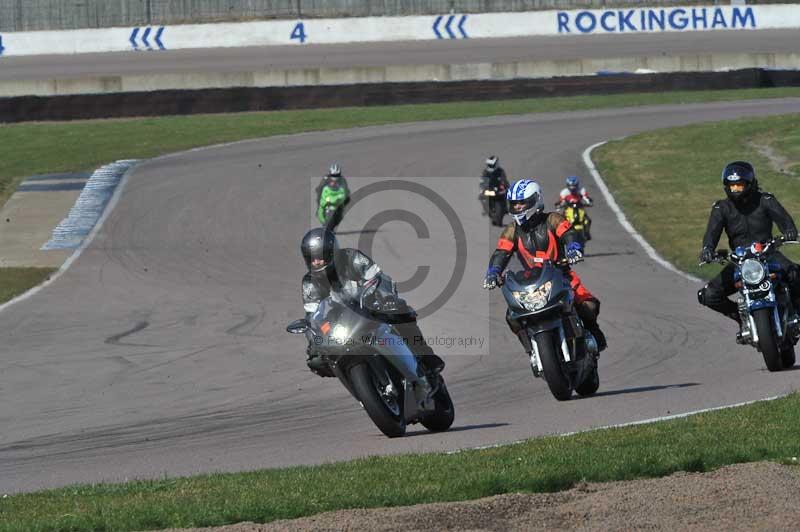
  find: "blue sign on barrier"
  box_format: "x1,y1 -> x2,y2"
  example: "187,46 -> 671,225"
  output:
557,7 -> 756,34
433,15 -> 468,39
0,35 -> 4,56
129,26 -> 166,51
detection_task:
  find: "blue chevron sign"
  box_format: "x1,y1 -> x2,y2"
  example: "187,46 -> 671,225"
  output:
129,26 -> 166,51
432,14 -> 469,39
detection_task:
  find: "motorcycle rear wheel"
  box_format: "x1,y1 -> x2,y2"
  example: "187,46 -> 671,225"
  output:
753,308 -> 783,372
535,330 -> 573,401
349,362 -> 406,437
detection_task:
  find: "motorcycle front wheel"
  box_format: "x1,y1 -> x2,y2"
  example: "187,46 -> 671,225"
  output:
534,330 -> 573,401
349,362 -> 406,437
420,376 -> 455,432
753,308 -> 783,372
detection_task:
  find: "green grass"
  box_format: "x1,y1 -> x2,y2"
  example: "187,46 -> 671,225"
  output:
0,268 -> 55,303
2,393 -> 800,531
593,113 -> 800,279
2,87 -> 800,211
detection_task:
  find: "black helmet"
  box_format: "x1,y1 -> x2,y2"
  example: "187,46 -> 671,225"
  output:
328,163 -> 342,177
486,155 -> 499,171
301,227 -> 338,276
721,161 -> 756,203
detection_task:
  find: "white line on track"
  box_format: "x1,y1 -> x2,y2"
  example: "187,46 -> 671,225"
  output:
446,394 -> 784,454
582,140 -> 702,284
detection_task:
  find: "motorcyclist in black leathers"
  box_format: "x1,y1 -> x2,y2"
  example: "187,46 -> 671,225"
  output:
698,161 -> 800,325
479,155 -> 510,217
300,227 -> 445,378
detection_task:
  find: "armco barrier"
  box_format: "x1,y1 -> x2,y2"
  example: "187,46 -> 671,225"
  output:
1,68 -> 798,123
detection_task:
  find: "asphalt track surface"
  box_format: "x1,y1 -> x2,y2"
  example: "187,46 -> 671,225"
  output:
1,30 -> 799,81
2,98 -> 800,494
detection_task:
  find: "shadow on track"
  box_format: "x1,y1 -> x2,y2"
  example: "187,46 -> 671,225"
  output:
582,382 -> 700,399
404,422 -> 510,437
583,250 -> 636,259
331,229 -> 381,236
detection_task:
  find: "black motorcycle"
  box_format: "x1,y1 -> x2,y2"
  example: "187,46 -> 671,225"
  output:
700,236 -> 799,371
480,182 -> 507,227
500,258 -> 600,400
287,286 -> 454,437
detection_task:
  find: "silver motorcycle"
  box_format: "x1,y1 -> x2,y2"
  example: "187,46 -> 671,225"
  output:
286,283 -> 454,438
501,258 -> 600,401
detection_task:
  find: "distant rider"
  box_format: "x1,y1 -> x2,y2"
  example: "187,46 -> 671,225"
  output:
300,227 -> 445,378
480,155 -> 510,217
315,163 -> 351,208
556,175 -> 594,240
698,161 -> 800,327
483,179 -> 608,359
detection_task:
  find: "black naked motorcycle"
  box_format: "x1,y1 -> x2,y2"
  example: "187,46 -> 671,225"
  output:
501,258 -> 600,401
700,236 -> 800,371
286,287 -> 454,438
480,182 -> 507,227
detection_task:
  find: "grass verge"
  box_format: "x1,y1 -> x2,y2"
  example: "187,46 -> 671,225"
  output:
593,113 -> 800,279
2,393 -> 800,531
0,267 -> 55,304
2,87 -> 800,211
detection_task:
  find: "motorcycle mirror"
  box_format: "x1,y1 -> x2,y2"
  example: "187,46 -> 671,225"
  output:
286,319 -> 309,334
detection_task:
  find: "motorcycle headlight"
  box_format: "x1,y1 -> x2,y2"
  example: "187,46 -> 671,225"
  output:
513,281 -> 553,311
741,259 -> 765,285
331,324 -> 350,343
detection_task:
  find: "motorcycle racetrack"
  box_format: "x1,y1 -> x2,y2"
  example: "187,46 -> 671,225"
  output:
2,98 -> 800,494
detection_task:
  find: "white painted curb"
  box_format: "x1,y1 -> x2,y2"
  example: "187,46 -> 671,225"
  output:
582,141 -> 702,283
0,161 -> 138,314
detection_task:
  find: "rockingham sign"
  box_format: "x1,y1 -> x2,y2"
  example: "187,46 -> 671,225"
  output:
556,6 -> 756,34
0,4 -> 795,56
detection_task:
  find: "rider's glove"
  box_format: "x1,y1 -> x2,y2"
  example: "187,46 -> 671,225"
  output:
784,228 -> 798,242
566,242 -> 584,265
699,247 -> 716,264
483,267 -> 501,290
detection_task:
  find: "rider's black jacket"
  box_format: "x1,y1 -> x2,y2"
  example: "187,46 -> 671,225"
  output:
480,168 -> 510,190
702,190 -> 798,251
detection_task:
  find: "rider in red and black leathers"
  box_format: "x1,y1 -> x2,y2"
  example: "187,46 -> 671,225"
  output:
698,161 -> 800,324
484,181 -> 607,353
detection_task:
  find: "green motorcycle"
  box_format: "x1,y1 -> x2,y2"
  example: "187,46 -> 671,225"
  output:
317,183 -> 348,231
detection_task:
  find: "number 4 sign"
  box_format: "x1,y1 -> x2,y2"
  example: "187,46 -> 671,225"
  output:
290,22 -> 307,43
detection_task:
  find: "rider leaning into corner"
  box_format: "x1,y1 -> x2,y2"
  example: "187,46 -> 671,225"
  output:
483,179 -> 608,354
556,175 -> 594,240
698,161 -> 800,326
315,163 -> 351,207
479,155 -> 511,216
300,227 -> 446,378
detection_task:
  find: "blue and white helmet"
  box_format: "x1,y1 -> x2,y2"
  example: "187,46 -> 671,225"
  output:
507,179 -> 544,226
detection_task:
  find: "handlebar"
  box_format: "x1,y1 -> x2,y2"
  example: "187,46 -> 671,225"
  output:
699,236 -> 798,266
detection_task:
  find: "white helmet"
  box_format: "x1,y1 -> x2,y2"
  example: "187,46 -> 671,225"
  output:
328,163 -> 342,177
486,155 -> 499,171
507,179 -> 544,226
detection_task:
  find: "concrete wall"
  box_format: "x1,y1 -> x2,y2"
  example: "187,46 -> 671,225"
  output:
2,51 -> 798,98
0,0 -> 751,32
